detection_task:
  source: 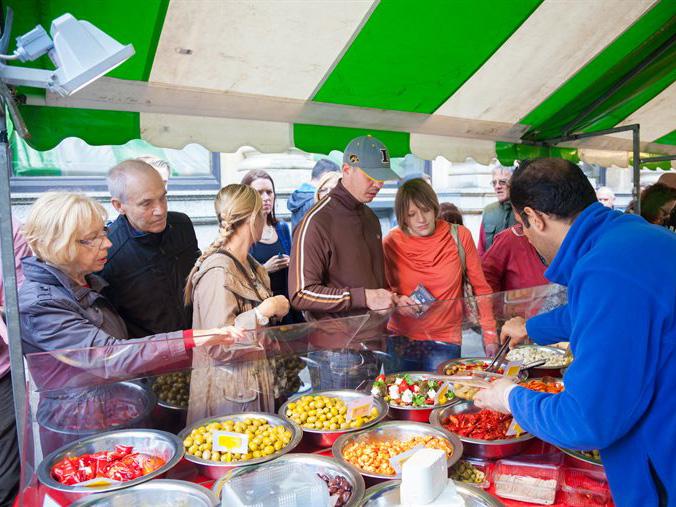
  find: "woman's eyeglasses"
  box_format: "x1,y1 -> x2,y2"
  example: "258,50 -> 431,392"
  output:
78,227 -> 109,248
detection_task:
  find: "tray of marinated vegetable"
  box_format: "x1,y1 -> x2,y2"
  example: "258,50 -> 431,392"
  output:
506,345 -> 572,376
559,448 -> 603,469
369,372 -> 457,422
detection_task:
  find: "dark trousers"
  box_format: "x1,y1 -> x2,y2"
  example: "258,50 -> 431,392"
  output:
0,374 -> 19,507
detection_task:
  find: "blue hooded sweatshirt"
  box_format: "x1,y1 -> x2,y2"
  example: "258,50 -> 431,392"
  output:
287,182 -> 316,230
509,203 -> 676,507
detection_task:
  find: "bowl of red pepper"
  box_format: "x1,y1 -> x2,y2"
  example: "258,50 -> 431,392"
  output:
37,428 -> 184,502
430,401 -> 535,459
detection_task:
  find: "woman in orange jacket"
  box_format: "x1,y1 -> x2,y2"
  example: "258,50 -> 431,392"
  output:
383,179 -> 497,372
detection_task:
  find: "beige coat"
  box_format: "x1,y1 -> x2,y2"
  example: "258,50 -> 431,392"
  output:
186,252 -> 275,424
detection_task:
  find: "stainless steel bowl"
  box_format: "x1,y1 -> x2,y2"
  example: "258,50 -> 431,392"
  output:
212,453 -> 365,507
430,401 -> 534,459
70,479 -> 218,506
279,390 -> 389,449
436,357 -> 493,376
360,479 -> 504,507
506,345 -> 571,377
332,420 -> 463,482
559,447 -> 604,469
178,412 -> 302,480
371,372 -> 460,423
37,429 -> 183,503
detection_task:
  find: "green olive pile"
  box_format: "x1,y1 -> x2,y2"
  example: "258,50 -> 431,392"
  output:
450,460 -> 487,485
285,395 -> 379,431
153,372 -> 190,408
183,418 -> 292,463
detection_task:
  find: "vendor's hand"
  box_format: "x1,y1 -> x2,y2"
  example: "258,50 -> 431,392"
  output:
500,317 -> 528,347
365,288 -> 395,311
393,294 -> 420,317
193,326 -> 247,347
474,377 -> 517,414
258,295 -> 290,319
263,254 -> 290,273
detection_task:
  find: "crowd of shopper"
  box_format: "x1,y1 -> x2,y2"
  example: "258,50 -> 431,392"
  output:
0,137 -> 675,506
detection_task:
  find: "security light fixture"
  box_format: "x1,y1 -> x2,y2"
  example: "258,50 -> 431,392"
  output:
0,11 -> 134,96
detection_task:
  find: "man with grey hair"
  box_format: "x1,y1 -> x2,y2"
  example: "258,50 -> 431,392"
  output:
99,159 -> 200,337
596,186 -> 616,209
478,164 -> 516,255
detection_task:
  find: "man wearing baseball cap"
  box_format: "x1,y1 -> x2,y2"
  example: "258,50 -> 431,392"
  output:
289,135 -> 400,321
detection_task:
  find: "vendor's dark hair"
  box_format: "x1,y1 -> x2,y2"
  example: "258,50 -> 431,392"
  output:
510,158 -> 597,226
241,169 -> 278,225
640,183 -> 676,225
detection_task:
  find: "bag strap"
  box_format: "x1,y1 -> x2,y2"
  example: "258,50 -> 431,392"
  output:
449,223 -> 467,277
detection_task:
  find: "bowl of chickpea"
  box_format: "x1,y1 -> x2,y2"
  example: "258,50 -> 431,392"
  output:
279,390 -> 389,449
332,420 -> 462,484
178,412 -> 302,479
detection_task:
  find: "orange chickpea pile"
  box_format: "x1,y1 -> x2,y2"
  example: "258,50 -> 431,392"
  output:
342,435 -> 453,476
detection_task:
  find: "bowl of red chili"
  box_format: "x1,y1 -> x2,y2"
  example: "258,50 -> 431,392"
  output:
430,401 -> 534,459
37,428 -> 184,502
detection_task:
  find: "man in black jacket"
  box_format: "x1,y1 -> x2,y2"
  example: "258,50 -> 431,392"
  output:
99,159 -> 200,337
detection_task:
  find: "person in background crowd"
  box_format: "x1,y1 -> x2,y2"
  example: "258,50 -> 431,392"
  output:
0,218 -> 31,507
241,169 -> 301,325
184,184 -> 289,422
639,183 -> 676,225
289,135 -> 400,320
18,192 -> 244,452
383,179 -> 497,370
136,155 -> 170,188
287,158 -> 340,229
596,186 -> 615,208
481,223 -> 548,293
100,160 -> 200,337
438,202 -> 464,225
478,164 -> 516,255
314,171 -> 341,202
474,158 -> 676,507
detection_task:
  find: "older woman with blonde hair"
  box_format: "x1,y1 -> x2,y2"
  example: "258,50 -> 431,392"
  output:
18,191 -> 243,452
185,184 -> 289,422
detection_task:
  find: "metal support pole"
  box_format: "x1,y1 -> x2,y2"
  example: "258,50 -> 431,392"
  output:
632,125 -> 641,216
0,105 -> 25,460
639,155 -> 676,164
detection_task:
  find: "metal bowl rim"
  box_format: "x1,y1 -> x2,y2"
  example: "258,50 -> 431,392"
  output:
178,412 -> 303,468
278,389 -> 389,435
436,357 -> 493,375
69,479 -> 218,506
429,402 -> 536,446
360,479 -> 504,507
506,344 -> 571,367
211,453 -> 366,507
332,420 -> 463,480
37,428 -> 184,493
558,447 -> 603,467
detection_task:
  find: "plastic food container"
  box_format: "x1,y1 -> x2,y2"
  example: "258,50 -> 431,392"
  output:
449,458 -> 491,489
221,462 -> 329,507
493,459 -> 561,505
560,467 -> 611,506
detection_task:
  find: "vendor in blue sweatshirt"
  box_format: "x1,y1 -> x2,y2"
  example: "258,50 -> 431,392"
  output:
475,158 -> 675,507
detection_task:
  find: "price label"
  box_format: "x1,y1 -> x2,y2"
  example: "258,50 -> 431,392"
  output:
390,444 -> 425,474
506,418 -> 526,437
346,395 -> 374,422
504,361 -> 523,378
212,430 -> 249,454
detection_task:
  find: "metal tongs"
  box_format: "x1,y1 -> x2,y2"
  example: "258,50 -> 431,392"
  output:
485,336 -> 511,373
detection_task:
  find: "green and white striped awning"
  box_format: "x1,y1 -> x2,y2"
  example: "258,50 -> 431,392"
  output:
5,0 -> 676,166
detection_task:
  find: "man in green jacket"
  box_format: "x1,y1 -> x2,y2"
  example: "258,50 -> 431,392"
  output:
478,164 -> 516,256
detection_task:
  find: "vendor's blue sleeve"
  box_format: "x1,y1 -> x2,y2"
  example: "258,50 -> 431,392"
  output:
525,304 -> 570,344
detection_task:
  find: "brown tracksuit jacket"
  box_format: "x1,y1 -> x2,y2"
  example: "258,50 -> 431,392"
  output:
288,180 -> 385,320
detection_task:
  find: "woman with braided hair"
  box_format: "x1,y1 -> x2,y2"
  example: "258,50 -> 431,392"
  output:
185,184 -> 289,423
